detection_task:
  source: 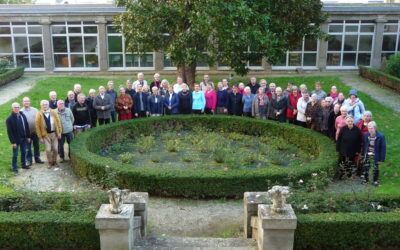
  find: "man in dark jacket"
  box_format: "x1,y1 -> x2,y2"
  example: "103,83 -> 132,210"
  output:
106,81 -> 118,123
336,116 -> 362,178
133,84 -> 149,118
72,94 -> 91,135
247,77 -> 260,94
227,85 -> 243,116
163,86 -> 179,115
6,102 -> 31,174
361,121 -> 386,186
93,86 -> 113,125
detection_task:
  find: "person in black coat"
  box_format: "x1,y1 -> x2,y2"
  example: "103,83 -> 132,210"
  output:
328,103 -> 341,140
178,84 -> 192,114
147,87 -> 164,116
270,87 -> 287,123
6,102 -> 31,174
336,116 -> 362,178
86,89 -> 97,128
133,84 -> 149,118
227,85 -> 243,116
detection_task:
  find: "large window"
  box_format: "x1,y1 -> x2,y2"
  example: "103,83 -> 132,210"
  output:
381,21 -> 400,61
272,36 -> 318,69
327,21 -> 375,69
0,22 -> 44,70
51,21 -> 99,70
107,25 -> 154,70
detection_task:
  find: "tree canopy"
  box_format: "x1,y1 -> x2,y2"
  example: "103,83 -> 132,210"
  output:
115,0 -> 327,85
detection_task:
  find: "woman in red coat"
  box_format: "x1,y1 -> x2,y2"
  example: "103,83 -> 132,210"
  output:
115,86 -> 133,121
356,111 -> 372,137
286,86 -> 300,124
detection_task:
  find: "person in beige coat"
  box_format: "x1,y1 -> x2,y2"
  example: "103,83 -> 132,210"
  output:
36,100 -> 62,168
252,87 -> 269,119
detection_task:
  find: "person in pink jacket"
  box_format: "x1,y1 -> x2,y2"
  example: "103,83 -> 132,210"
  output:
204,83 -> 217,114
335,106 -> 348,141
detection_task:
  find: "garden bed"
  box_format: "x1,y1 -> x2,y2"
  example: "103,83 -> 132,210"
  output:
359,65 -> 400,92
0,67 -> 24,87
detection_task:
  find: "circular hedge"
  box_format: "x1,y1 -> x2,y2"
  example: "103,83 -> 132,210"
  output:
70,115 -> 338,198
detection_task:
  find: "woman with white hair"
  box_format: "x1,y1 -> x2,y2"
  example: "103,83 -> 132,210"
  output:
64,91 -> 76,109
336,116 -> 362,178
361,121 -> 386,186
270,87 -> 287,123
178,83 -> 192,114
357,111 -> 373,137
150,73 -> 162,89
335,106 -> 348,140
242,86 -> 254,117
147,86 -> 163,116
305,93 -> 319,129
86,89 -> 97,127
252,87 -> 268,119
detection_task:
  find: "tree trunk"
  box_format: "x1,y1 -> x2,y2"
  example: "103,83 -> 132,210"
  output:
178,63 -> 196,89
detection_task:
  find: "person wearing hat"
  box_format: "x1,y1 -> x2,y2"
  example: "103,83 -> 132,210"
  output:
343,89 -> 365,124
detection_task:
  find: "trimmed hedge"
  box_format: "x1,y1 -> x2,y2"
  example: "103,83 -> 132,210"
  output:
0,210 -> 99,249
0,66 -> 24,87
359,65 -> 400,92
70,115 -> 338,198
295,212 -> 400,250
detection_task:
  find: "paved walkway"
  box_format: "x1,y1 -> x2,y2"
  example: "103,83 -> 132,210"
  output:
0,75 -> 45,105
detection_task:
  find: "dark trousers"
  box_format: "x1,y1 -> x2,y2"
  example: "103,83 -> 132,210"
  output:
90,116 -> 97,128
110,110 -> 117,123
58,132 -> 74,159
12,139 -> 27,171
297,121 -> 307,128
243,112 -> 252,117
204,108 -> 213,115
137,111 -> 147,118
98,118 -> 110,125
192,109 -> 203,114
26,133 -> 40,163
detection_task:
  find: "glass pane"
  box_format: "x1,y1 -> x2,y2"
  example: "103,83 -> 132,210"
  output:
288,53 -> 302,66
109,54 -> 123,67
14,37 -> 28,53
28,26 -> 42,34
345,25 -> 358,32
52,26 -> 66,34
13,27 -> 26,34
381,53 -> 394,62
304,37 -> 317,51
54,54 -> 69,67
360,25 -> 374,33
344,35 -> 358,51
16,55 -> 29,67
108,36 -> 122,52
139,54 -> 153,67
107,25 -> 120,34
69,37 -> 83,52
68,26 -> 81,34
384,24 -> 398,33
0,27 -> 10,34
30,55 -> 44,68
126,54 -> 139,67
327,53 -> 341,66
358,35 -> 372,51
29,37 -> 43,53
342,53 -> 356,66
83,26 -> 97,34
70,54 -> 84,67
274,54 -> 287,66
84,37 -> 97,52
53,37 -> 67,52
85,54 -> 98,67
0,55 -> 13,66
303,53 -> 317,66
382,35 -> 397,51
358,53 -> 371,66
328,35 -> 342,51
249,57 -> 262,67
0,37 -> 12,53
329,24 -> 343,33
163,56 -> 174,67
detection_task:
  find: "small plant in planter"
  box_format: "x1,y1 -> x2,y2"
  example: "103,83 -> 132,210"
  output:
212,149 -> 226,163
119,152 -> 135,164
165,139 -> 179,152
150,154 -> 162,163
182,154 -> 194,162
228,132 -> 242,141
242,152 -> 258,164
136,136 -> 155,154
269,155 -> 287,166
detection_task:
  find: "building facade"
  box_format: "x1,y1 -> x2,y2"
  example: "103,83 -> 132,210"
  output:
1,4 -> 400,73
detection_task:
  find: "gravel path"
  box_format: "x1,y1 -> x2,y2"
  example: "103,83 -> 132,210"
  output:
0,75 -> 45,105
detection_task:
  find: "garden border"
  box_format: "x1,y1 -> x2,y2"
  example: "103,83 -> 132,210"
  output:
0,67 -> 24,87
359,65 -> 400,93
70,115 -> 338,198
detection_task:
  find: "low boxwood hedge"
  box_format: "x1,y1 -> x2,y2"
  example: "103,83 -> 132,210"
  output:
295,212 -> 400,250
359,65 -> 400,92
0,66 -> 24,87
70,115 -> 338,198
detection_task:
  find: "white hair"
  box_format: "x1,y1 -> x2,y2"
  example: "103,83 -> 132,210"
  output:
49,91 -> 57,97
364,110 -> 372,118
138,72 -> 144,77
74,83 -> 81,89
67,90 -> 74,95
40,100 -> 49,106
276,87 -> 282,92
340,106 -> 348,112
269,82 -> 276,88
107,81 -> 114,85
325,96 -> 333,102
99,86 -> 105,91
11,102 -> 20,108
244,86 -> 251,92
154,73 -> 160,78
260,79 -> 267,84
161,79 -> 169,86
77,93 -> 86,99
368,121 -> 377,129
300,84 -> 307,90
22,96 -> 30,102
88,89 -> 96,94
345,115 -> 354,121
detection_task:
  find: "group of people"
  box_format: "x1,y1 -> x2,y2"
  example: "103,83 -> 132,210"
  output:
6,72 -> 386,186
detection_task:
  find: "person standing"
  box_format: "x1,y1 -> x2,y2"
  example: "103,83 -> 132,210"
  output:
343,89 -> 365,124
64,91 -> 76,109
163,86 -> 179,115
86,89 -> 97,128
72,94 -> 91,135
115,86 -> 133,121
252,87 -> 269,119
36,100 -> 62,168
178,84 -> 192,114
56,100 -> 74,162
192,83 -> 206,114
305,93 -> 319,129
204,83 -> 217,114
21,97 -> 44,166
6,102 -> 31,174
328,103 -> 341,140
286,86 -> 300,124
147,86 -> 164,116
93,86 -> 113,125
173,76 -> 185,94
106,81 -> 118,123
49,91 -> 58,109
296,92 -> 311,128
150,73 -> 162,89
133,84 -> 148,118
133,72 -> 148,89
335,106 -> 348,140
270,87 -> 287,123
357,111 -> 373,137
247,77 -> 260,94
73,83 -> 82,102
216,82 -> 228,114
242,87 -> 254,117
227,85 -> 243,116
311,81 -> 327,101
200,74 -> 214,92
361,121 -> 386,186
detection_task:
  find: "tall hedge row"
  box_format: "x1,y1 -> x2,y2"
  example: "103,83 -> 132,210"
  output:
70,115 -> 338,198
0,66 -> 24,87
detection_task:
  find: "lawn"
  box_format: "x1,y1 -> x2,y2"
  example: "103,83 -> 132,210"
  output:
0,74 -> 398,195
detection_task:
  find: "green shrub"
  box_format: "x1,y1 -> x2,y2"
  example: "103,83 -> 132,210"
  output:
165,139 -> 179,152
359,65 -> 400,92
70,116 -> 338,198
386,53 -> 400,78
0,66 -> 24,87
119,152 -> 135,164
136,135 -> 155,154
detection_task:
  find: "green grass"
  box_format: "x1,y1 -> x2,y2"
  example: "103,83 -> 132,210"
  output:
0,74 -> 399,194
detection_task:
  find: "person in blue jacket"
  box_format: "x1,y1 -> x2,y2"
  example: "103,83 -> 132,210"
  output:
362,121 -> 386,186
147,86 -> 164,116
216,82 -> 228,114
163,86 -> 179,115
192,83 -> 206,114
